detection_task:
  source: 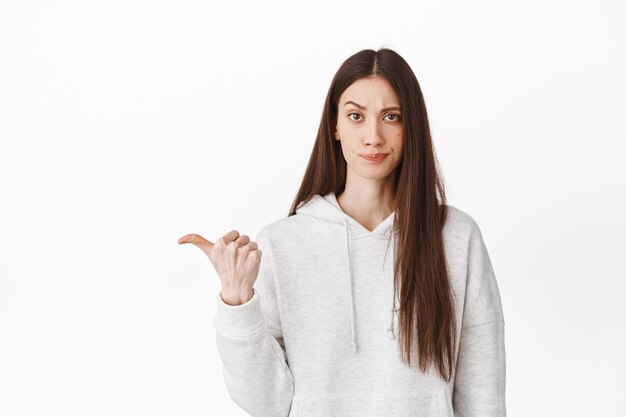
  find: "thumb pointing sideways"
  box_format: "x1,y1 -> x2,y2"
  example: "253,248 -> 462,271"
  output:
178,233 -> 214,256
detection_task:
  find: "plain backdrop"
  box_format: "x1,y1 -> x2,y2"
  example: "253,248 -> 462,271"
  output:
1,0 -> 625,416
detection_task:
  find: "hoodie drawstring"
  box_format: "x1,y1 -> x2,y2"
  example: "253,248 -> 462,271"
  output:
344,218 -> 358,354
344,217 -> 397,354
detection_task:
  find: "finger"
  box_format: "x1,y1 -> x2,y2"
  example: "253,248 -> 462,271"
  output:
221,230 -> 241,244
234,234 -> 251,247
178,233 -> 214,250
237,240 -> 258,251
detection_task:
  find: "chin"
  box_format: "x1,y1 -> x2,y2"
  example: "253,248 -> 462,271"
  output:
354,170 -> 396,180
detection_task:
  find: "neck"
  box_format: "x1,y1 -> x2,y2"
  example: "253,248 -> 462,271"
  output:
336,187 -> 395,232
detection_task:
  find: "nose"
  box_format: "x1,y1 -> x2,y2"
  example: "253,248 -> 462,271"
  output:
364,119 -> 384,147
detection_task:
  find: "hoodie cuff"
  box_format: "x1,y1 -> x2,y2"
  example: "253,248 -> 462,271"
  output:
215,289 -> 265,336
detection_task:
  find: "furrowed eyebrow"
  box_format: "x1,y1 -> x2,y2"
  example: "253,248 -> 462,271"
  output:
344,100 -> 401,113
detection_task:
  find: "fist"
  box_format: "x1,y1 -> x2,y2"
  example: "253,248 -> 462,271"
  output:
178,229 -> 262,305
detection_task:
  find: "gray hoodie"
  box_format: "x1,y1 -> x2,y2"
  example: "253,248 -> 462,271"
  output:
214,192 -> 506,417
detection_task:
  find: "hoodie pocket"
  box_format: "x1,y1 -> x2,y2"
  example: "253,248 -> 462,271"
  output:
288,390 -> 449,417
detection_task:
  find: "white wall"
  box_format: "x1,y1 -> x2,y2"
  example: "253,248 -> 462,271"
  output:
1,0 -> 624,415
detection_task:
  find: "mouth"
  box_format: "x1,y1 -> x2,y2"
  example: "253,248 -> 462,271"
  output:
360,153 -> 388,163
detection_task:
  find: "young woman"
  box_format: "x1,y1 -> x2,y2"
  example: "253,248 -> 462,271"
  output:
179,47 -> 506,417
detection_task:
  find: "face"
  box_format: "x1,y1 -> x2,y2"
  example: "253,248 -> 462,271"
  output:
334,75 -> 404,182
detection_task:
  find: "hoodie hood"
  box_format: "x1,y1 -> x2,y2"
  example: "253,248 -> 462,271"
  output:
295,192 -> 398,354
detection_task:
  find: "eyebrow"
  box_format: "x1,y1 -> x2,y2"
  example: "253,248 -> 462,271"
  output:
344,100 -> 401,112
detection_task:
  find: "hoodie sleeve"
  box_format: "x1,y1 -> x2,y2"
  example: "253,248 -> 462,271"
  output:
452,221 -> 506,417
213,229 -> 295,417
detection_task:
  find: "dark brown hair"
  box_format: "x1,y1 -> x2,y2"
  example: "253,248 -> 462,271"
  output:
287,47 -> 456,382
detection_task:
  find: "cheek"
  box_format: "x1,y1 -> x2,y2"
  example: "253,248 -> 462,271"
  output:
393,133 -> 403,154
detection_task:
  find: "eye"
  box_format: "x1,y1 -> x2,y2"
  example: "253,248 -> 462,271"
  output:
385,113 -> 402,122
348,113 -> 362,121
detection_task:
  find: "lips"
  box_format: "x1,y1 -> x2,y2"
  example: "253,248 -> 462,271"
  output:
361,154 -> 388,161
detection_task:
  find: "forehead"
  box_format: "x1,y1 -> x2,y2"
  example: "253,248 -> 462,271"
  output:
339,76 -> 400,107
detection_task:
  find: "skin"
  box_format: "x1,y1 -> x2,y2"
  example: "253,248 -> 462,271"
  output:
178,230 -> 259,305
334,75 -> 404,232
179,74 -> 404,305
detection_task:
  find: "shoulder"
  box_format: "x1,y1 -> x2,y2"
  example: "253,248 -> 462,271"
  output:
442,204 -> 484,243
254,214 -> 311,247
441,205 -> 496,288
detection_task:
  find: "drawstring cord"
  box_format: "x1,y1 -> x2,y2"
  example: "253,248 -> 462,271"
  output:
345,217 -> 397,355
344,218 -> 358,354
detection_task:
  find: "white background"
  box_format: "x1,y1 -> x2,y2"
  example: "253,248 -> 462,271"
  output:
1,0 -> 625,416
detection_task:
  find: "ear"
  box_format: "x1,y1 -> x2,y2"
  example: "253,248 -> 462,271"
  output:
334,128 -> 339,141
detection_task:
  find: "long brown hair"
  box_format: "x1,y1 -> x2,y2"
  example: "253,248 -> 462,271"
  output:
287,47 -> 456,382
